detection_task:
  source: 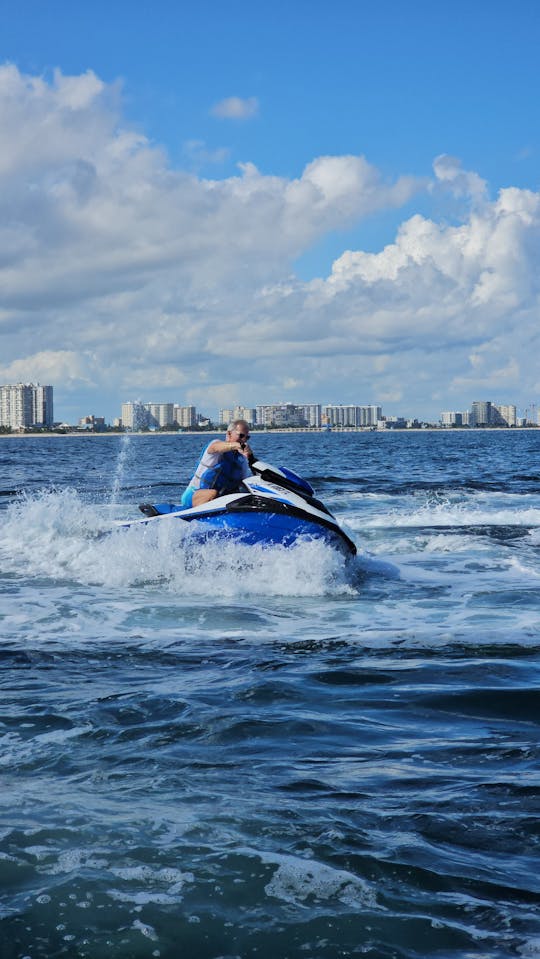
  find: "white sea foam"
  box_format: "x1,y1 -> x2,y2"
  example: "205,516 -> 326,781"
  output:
421,533 -> 479,552
3,487 -> 540,651
23,846 -> 51,861
0,490 -> 358,597
36,848 -> 109,875
110,865 -> 192,888
508,556 -> 540,579
107,865 -> 194,906
132,919 -> 158,941
242,848 -> 376,909
346,489 -> 540,530
518,938 -> 540,958
33,725 -> 93,745
0,724 -> 93,768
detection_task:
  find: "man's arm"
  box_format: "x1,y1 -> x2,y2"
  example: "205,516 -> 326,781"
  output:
207,439 -> 243,454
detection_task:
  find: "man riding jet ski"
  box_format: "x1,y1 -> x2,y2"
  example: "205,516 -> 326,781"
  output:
131,419 -> 356,558
180,418 -> 255,509
139,418 -> 255,518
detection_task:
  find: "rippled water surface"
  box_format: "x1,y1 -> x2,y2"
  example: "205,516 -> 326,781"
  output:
1,430 -> 539,958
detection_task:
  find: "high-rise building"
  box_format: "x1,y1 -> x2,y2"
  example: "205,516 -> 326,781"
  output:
0,383 -> 53,429
494,404 -> 517,427
301,405 -> 322,428
174,405 -> 197,428
146,403 -> 175,428
121,401 -> 148,431
363,405 -> 382,426
470,401 -> 492,427
256,404 -> 307,427
233,406 -> 256,426
217,406 -> 256,426
121,401 -> 200,430
32,385 -> 54,427
469,401 -> 517,427
440,411 -> 463,427
219,409 -> 233,426
322,405 -> 382,427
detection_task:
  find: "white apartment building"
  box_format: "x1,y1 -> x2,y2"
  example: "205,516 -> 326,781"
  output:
494,404 -> 517,427
147,403 -> 175,428
33,385 -> 53,427
0,384 -> 32,428
174,405 -> 197,429
121,401 -> 199,429
470,401 -> 493,426
121,401 -> 148,431
233,406 -> 256,426
363,406 -> 382,427
0,383 -> 53,429
218,407 -> 256,426
256,403 -> 307,427
440,411 -> 463,427
469,401 -> 518,427
322,405 -> 382,427
301,404 -> 322,428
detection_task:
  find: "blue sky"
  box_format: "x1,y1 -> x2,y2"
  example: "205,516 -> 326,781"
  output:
1,0 -> 539,422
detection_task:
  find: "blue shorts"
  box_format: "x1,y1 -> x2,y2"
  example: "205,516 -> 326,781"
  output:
180,485 -> 196,508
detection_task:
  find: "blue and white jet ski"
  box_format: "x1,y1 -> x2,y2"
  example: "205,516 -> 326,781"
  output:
116,460 -> 356,558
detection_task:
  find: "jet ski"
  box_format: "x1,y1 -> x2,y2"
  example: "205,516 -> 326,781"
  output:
115,460 -> 357,558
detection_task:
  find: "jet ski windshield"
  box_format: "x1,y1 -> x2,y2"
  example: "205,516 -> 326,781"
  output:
250,461 -> 314,498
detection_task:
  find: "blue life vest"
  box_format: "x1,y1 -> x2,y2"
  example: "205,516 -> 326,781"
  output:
191,446 -> 249,496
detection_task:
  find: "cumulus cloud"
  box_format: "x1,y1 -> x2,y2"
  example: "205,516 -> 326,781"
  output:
327,186 -> 540,317
210,95 -> 259,119
298,185 -> 540,410
0,350 -> 96,387
433,154 -> 488,203
1,64 -> 539,422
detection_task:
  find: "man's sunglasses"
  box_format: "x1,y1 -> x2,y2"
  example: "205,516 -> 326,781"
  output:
235,431 -> 249,439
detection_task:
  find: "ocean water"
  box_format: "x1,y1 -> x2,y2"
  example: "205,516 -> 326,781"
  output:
0,429 -> 539,959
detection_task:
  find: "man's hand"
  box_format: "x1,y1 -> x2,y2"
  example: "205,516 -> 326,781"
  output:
240,441 -> 253,459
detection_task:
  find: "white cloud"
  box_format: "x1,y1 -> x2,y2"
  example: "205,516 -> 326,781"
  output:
210,96 -> 259,119
1,64 -> 539,422
433,154 -> 487,203
0,350 -> 96,387
182,139 -> 231,167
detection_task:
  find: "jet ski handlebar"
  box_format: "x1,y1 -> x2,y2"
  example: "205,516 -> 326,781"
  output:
250,460 -> 314,498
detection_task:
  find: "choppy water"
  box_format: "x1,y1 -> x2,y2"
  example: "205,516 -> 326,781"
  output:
1,430 -> 539,959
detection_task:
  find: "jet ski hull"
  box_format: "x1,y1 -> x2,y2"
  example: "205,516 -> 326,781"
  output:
149,502 -> 355,555
116,461 -> 357,558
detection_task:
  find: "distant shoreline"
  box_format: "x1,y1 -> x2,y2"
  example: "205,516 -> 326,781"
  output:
1,427 -> 539,438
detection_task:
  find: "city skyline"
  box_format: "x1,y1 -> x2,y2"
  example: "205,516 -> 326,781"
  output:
114,399 -> 538,430
0,4 -> 539,424
2,382 -> 536,430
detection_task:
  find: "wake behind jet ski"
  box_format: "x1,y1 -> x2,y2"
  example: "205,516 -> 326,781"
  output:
116,460 -> 357,558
